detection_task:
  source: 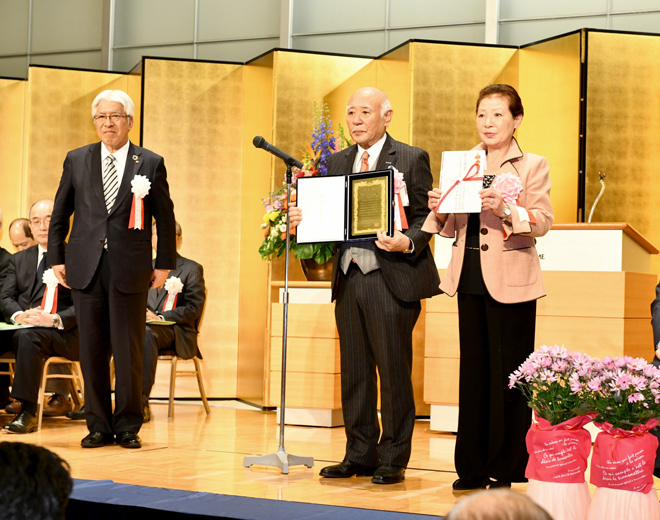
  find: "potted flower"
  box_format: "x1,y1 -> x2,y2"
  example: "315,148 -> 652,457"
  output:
509,345 -> 598,520
259,102 -> 350,280
583,356 -> 660,520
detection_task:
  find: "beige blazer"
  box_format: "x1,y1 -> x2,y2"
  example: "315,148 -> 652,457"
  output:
422,139 -> 553,304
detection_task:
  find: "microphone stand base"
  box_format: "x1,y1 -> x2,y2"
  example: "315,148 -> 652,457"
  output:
243,448 -> 314,475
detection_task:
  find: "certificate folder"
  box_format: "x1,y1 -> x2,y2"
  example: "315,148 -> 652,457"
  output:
295,169 -> 394,244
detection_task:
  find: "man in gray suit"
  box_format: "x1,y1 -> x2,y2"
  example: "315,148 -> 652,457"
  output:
142,221 -> 205,421
290,87 -> 440,484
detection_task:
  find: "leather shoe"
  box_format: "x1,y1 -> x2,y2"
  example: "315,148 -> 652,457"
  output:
319,460 -> 377,478
5,400 -> 21,415
484,478 -> 511,489
117,431 -> 142,449
81,431 -> 115,448
452,477 -> 487,491
372,464 -> 405,484
4,410 -> 38,434
43,394 -> 73,417
66,405 -> 85,420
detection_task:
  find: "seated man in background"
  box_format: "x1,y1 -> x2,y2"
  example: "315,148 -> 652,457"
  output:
9,217 -> 37,252
0,200 -> 79,433
142,221 -> 205,421
0,441 -> 72,520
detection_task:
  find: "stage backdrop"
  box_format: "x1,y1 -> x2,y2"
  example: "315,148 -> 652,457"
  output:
0,30 -> 656,405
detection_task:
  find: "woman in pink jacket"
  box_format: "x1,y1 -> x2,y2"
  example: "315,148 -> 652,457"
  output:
423,84 -> 553,490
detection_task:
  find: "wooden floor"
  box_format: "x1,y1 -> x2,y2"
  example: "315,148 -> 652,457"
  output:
1,401 -> 658,518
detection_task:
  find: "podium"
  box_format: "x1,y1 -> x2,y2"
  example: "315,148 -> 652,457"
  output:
424,223 -> 659,432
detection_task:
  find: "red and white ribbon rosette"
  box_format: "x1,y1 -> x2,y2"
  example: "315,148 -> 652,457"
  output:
391,166 -> 409,230
162,276 -> 183,312
40,268 -> 59,314
492,171 -> 523,204
129,175 -> 151,230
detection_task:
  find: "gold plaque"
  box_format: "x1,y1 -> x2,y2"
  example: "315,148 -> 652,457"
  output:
351,176 -> 389,236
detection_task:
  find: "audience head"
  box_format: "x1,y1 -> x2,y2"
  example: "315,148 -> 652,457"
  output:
9,218 -> 36,252
152,221 -> 182,252
345,87 -> 393,150
0,441 -> 72,520
92,90 -> 135,153
446,489 -> 553,520
28,200 -> 54,249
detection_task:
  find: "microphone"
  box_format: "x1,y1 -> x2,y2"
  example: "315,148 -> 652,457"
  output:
253,136 -> 303,169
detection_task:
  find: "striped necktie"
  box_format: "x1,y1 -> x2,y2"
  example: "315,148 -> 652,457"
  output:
103,154 -> 118,212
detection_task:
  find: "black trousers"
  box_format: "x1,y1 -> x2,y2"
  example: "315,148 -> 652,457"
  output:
334,266 -> 420,468
455,292 -> 536,483
11,327 -> 79,404
143,325 -> 175,398
72,251 -> 147,434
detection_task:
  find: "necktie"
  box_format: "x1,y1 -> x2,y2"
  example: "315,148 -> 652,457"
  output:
103,154 -> 118,212
359,151 -> 370,172
34,251 -> 47,290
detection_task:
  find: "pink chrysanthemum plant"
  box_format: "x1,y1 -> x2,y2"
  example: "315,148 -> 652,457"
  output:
509,345 -> 597,425
582,355 -> 660,430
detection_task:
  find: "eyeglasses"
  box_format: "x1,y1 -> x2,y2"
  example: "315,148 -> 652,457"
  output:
93,114 -> 129,123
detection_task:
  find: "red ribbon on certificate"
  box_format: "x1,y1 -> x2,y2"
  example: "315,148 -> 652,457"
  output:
396,193 -> 408,229
40,286 -> 59,315
128,195 -> 144,230
435,156 -> 483,212
162,293 -> 178,312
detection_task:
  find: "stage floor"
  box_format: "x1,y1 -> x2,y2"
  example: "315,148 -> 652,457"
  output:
1,400 -> 656,518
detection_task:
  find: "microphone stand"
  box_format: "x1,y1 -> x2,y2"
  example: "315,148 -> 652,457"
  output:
243,162 -> 314,474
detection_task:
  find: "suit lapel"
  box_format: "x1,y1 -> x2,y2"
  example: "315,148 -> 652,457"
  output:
375,134 -> 397,171
28,247 -> 43,300
88,143 -> 106,209
110,143 -> 144,216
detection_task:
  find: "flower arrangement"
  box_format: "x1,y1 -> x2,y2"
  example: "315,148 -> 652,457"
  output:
510,346 -> 660,430
259,102 -> 349,264
509,345 -> 596,425
582,355 -> 660,430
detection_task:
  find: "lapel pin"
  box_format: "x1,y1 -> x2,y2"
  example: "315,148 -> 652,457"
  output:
133,155 -> 139,163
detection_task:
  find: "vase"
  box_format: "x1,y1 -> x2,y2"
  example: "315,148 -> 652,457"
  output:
525,414 -> 595,520
587,420 -> 660,520
300,258 -> 332,282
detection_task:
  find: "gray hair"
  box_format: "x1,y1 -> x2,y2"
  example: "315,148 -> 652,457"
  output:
92,90 -> 135,118
447,489 -> 553,520
380,97 -> 392,118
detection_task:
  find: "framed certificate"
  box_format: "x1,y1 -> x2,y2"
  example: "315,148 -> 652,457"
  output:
295,169 -> 394,244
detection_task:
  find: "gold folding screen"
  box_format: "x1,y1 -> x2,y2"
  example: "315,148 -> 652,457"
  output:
0,31 -> 656,403
584,31 -> 660,273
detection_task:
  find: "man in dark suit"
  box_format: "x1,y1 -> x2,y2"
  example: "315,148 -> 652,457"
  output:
0,243 -> 11,406
49,90 -> 176,449
290,87 -> 440,484
0,199 -> 79,433
142,221 -> 205,421
8,218 -> 36,252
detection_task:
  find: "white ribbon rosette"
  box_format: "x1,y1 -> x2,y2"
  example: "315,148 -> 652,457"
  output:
390,166 -> 409,230
40,268 -> 59,314
162,276 -> 184,312
129,175 -> 151,230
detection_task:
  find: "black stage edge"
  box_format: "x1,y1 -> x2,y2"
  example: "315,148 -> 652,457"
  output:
67,479 -> 443,520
